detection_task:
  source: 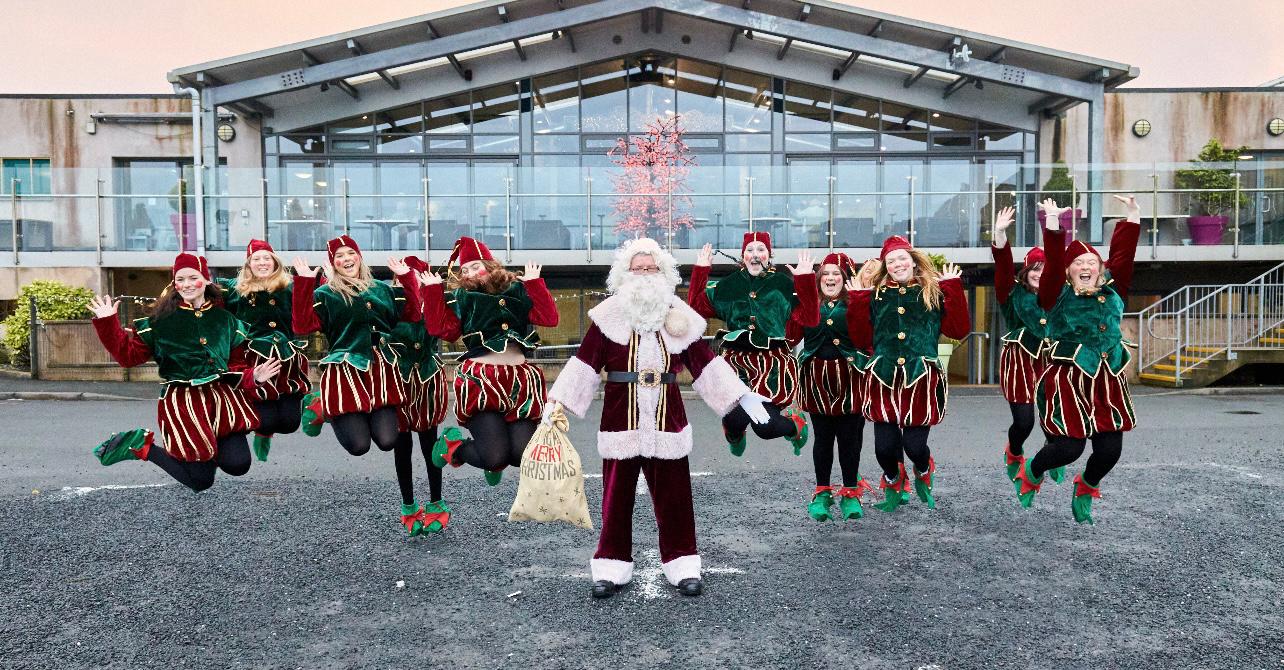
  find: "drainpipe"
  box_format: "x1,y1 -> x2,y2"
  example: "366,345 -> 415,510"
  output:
173,85 -> 205,254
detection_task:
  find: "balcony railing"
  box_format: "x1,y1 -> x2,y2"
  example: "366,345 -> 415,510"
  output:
3,160 -> 1282,265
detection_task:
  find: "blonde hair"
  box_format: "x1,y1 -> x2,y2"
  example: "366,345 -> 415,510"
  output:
235,252 -> 290,296
323,262 -> 375,304
874,248 -> 944,311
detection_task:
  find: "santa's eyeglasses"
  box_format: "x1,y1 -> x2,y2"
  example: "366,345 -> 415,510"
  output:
629,266 -> 661,275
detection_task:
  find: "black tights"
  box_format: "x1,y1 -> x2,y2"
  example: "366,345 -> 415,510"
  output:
252,393 -> 305,436
146,433 -> 252,492
331,407 -> 401,456
1030,432 -> 1123,485
457,412 -> 538,471
1007,402 -> 1052,455
873,422 -> 932,482
723,402 -> 798,441
390,428 -> 443,506
811,413 -> 864,487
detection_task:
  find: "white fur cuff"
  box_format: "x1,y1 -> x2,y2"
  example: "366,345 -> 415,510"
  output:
547,356 -> 600,418
597,425 -> 693,460
661,554 -> 701,586
692,356 -> 750,417
591,558 -> 634,585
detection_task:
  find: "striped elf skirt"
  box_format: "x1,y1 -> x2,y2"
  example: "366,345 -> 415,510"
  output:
398,368 -> 449,433
861,363 -> 947,427
1037,361 -> 1136,439
999,342 -> 1045,405
319,349 -> 404,418
798,356 -> 864,416
157,381 -> 260,462
453,358 -> 545,424
722,347 -> 799,407
249,350 -> 311,401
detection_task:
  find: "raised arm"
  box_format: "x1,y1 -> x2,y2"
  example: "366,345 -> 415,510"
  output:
1105,195 -> 1142,300
290,258 -> 322,335
1038,199 -> 1068,312
388,258 -> 422,323
843,280 -> 874,353
420,280 -> 462,341
89,296 -> 152,368
990,206 -> 1017,304
522,262 -> 559,327
785,250 -> 820,328
686,244 -> 718,319
938,266 -> 971,341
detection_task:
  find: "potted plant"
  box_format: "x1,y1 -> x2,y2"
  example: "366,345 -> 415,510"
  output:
1174,139 -> 1251,245
927,252 -> 961,371
1035,161 -> 1082,240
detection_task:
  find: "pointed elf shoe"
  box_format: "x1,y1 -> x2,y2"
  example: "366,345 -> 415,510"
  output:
484,469 -> 504,486
1013,459 -> 1044,508
252,434 -> 272,462
724,426 -> 747,457
400,502 -> 425,536
300,391 -> 325,437
875,465 -> 910,513
913,458 -> 937,509
782,406 -> 809,456
94,428 -> 153,466
834,477 -> 874,520
1047,465 -> 1067,484
1071,474 -> 1102,525
1004,443 -> 1023,481
808,486 -> 835,521
430,426 -> 469,469
421,500 -> 451,533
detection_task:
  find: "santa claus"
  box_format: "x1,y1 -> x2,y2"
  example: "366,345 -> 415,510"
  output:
547,237 -> 770,599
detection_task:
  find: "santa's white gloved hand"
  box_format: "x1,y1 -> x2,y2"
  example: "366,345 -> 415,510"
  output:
541,402 -> 563,426
737,393 -> 772,425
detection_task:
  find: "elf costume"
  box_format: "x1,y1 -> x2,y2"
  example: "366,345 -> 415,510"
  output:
216,239 -> 312,462
787,252 -> 873,521
686,231 -> 819,456
91,253 -> 263,492
847,236 -> 970,512
1017,215 -> 1141,524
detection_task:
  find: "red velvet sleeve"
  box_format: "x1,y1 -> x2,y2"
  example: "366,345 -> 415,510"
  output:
291,276 -> 322,335
394,271 -> 422,323
1039,226 -> 1067,312
227,344 -> 258,390
686,265 -> 717,319
789,272 -> 820,328
421,283 -> 462,341
785,318 -> 804,347
92,316 -> 152,368
1105,220 -> 1141,301
523,278 -> 559,327
939,278 -> 971,341
679,338 -> 719,378
845,290 -> 874,353
991,243 -> 1015,305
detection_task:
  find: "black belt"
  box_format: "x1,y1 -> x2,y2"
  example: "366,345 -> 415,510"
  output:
605,370 -> 677,388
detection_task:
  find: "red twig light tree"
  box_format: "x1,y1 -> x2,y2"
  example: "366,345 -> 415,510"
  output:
607,114 -> 696,241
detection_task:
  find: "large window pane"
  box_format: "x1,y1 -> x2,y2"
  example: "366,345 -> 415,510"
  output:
880,101 -> 929,131
328,115 -> 374,135
629,56 -> 676,131
784,82 -> 830,131
426,96 -> 470,134
834,159 -> 878,246
580,59 -> 628,132
833,94 -> 878,132
675,59 -> 722,132
375,104 -> 426,134
471,82 -> 522,134
724,67 -> 771,133
533,69 -> 580,133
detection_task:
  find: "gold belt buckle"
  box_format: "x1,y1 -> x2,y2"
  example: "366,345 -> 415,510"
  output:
637,368 -> 661,388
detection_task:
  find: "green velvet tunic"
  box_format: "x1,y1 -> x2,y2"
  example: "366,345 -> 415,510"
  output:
132,303 -> 249,386
388,320 -> 443,382
1045,279 -> 1131,375
445,281 -> 540,354
866,284 -> 946,386
216,278 -> 307,361
312,281 -> 407,370
799,298 -> 869,368
704,268 -> 798,349
1000,286 -> 1051,357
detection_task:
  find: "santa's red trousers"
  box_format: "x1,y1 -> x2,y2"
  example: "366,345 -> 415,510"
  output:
594,456 -> 697,566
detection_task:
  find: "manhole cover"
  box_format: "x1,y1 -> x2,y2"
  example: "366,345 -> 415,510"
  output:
1224,410 -> 1260,415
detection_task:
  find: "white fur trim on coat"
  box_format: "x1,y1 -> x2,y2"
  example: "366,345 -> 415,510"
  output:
546,356 -> 600,419
661,553 -> 702,586
692,356 -> 751,417
588,294 -> 706,354
597,425 -> 693,460
591,558 -> 634,585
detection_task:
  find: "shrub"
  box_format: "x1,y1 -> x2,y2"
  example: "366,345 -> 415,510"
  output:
1,280 -> 94,367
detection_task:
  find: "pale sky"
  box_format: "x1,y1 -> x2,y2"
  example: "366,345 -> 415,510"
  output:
1,0 -> 1279,93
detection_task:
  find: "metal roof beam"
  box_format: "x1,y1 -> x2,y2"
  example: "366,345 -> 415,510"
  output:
903,67 -> 928,87
194,72 -> 273,117
944,45 -> 1005,98
833,51 -> 858,80
775,3 -> 810,60
334,80 -> 359,99
497,5 -> 528,61
347,39 -> 400,90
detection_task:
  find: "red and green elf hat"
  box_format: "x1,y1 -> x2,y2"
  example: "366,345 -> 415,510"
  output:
820,251 -> 858,277
445,236 -> 494,275
171,253 -> 211,280
879,235 -> 914,262
403,255 -> 430,273
1023,246 -> 1046,267
326,235 -> 361,264
741,231 -> 772,256
246,239 -> 275,257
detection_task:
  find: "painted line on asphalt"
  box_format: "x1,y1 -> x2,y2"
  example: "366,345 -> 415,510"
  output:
583,472 -> 715,479
54,483 -> 172,499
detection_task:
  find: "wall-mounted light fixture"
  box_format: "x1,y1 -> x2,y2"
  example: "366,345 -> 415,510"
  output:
216,123 -> 236,142
1268,118 -> 1284,137
1132,119 -> 1152,138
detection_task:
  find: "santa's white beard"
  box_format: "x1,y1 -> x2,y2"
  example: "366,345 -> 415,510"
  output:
616,274 -> 675,333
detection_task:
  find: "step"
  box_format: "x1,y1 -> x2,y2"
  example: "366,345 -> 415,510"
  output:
1139,372 -> 1181,385
1151,364 -> 1195,375
1258,337 -> 1284,346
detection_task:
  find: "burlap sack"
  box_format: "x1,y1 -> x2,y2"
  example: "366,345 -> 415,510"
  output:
508,405 -> 593,529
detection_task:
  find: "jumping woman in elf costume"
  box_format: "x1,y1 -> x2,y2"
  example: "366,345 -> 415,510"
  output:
1013,195 -> 1141,524
788,252 -> 877,521
215,239 -> 311,462
291,235 -> 428,535
89,253 -> 281,491
420,236 -> 559,486
846,236 -> 970,512
386,255 -> 451,534
990,208 -> 1064,484
687,233 -> 819,457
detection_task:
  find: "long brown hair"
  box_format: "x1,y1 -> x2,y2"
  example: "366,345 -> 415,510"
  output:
447,260 -> 519,294
151,284 -> 223,321
873,248 -> 944,311
235,251 -> 290,296
1017,261 -> 1044,292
